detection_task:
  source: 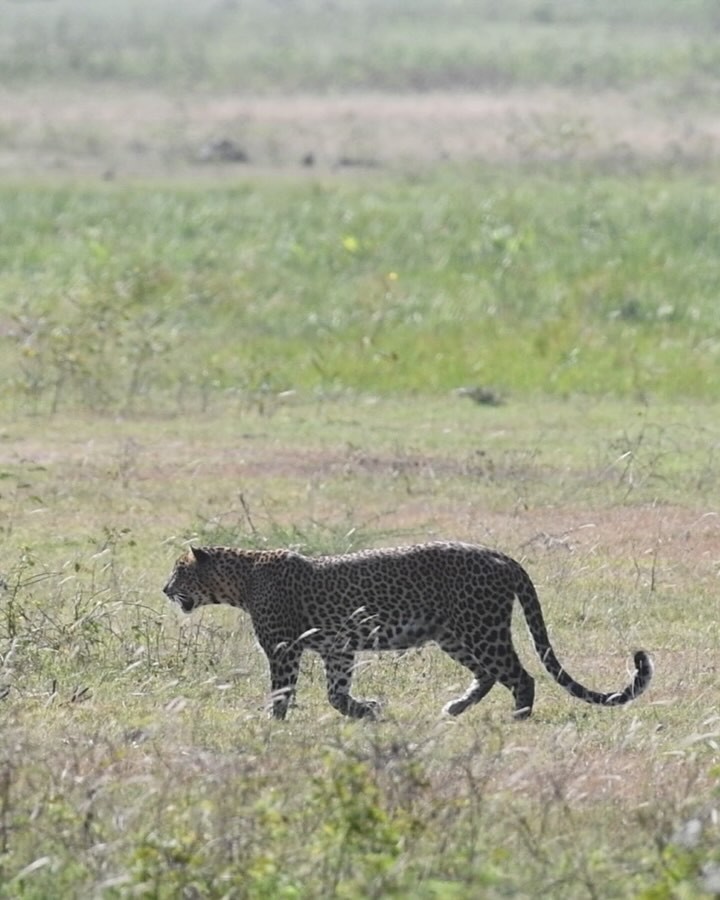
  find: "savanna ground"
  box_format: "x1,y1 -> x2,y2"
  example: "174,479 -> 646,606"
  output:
1,1 -> 720,897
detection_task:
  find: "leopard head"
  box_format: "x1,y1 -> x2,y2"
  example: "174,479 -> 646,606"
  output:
163,546 -> 222,613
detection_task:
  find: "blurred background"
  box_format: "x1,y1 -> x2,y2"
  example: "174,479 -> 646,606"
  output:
2,0 -> 719,176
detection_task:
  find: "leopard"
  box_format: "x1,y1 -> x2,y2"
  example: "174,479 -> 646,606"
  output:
162,541 -> 653,720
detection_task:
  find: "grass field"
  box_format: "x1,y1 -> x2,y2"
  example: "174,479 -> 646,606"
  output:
5,171 -> 720,412
1,1 -> 720,897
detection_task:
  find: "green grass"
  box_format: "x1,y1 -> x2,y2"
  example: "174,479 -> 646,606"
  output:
3,168 -> 720,414
3,0 -> 720,97
1,397 -> 719,897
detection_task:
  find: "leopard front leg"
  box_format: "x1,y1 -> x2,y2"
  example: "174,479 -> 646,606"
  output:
263,642 -> 302,720
321,650 -> 379,719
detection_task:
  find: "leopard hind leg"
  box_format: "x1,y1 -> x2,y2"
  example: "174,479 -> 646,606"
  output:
495,644 -> 535,719
443,672 -> 496,716
438,636 -> 535,719
437,638 -> 496,716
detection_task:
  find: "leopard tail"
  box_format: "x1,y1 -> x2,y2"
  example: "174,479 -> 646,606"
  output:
515,570 -> 653,706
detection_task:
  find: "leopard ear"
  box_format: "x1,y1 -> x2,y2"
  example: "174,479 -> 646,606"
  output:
190,546 -> 212,565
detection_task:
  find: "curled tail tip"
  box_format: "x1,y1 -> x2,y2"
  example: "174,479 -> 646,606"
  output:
632,649 -> 654,697
634,649 -> 653,678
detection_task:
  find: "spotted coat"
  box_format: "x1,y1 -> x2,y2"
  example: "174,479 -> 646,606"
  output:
162,541 -> 653,720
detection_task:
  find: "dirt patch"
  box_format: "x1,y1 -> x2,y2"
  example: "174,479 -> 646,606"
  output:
3,426 -> 718,570
1,85 -> 718,177
520,506 -> 720,564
